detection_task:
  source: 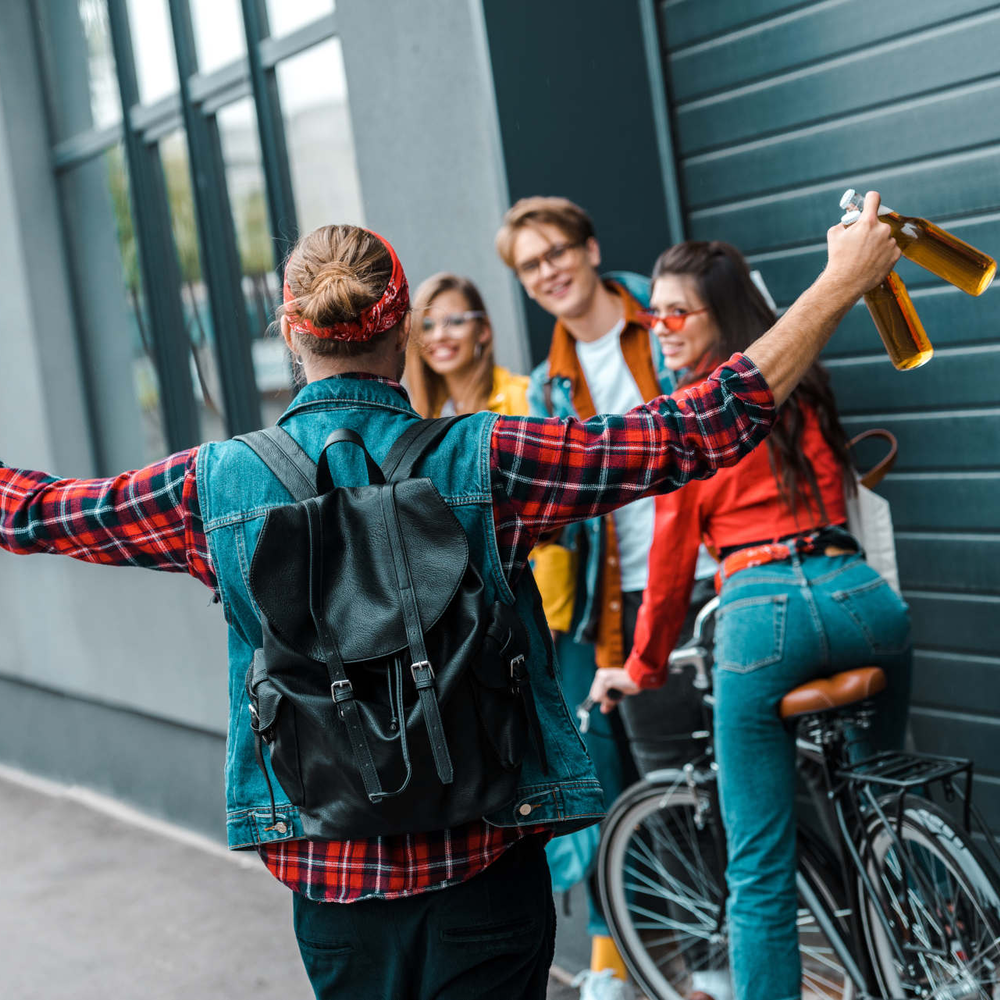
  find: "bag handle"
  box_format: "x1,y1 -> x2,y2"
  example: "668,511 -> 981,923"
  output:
849,429 -> 898,490
316,428 -> 386,493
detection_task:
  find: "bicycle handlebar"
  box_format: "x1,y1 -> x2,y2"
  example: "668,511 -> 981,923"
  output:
667,595 -> 719,692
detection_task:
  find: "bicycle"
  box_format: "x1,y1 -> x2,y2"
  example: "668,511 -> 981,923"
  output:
596,596 -> 1000,1000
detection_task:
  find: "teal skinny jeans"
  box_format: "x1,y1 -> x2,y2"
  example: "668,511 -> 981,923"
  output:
713,550 -> 911,1000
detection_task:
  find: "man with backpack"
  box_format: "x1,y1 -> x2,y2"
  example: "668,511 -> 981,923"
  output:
0,200 -> 898,999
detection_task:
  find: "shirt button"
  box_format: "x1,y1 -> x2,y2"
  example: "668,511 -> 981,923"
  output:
609,600 -> 620,612
275,821 -> 288,834
518,803 -> 533,817
608,556 -> 618,567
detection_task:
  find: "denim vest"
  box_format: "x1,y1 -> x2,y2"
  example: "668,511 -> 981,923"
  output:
197,376 -> 603,849
526,272 -> 675,642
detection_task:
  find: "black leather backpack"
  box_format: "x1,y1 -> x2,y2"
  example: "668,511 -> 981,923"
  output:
236,417 -> 545,840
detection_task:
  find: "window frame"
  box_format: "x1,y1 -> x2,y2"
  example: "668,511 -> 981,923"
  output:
34,0 -> 340,459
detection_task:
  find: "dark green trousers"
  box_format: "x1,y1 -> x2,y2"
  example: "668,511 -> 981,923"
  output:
292,835 -> 555,999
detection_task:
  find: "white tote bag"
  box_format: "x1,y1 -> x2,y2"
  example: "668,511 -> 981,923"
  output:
845,430 -> 901,594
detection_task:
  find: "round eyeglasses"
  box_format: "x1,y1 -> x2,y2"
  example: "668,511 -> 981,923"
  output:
419,311 -> 485,335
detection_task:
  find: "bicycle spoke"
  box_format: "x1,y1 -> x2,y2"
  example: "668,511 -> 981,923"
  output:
644,812 -> 720,902
625,836 -> 720,922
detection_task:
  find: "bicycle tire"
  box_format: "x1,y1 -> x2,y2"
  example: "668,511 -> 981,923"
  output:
597,772 -> 856,1000
859,796 -> 1000,999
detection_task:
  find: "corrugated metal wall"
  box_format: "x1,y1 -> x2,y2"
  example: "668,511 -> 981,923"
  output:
657,0 -> 1000,818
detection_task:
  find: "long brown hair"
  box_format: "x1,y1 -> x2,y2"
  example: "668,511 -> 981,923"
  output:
653,240 -> 855,517
406,273 -> 495,417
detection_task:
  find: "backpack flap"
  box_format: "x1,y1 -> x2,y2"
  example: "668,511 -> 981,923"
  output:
249,478 -> 468,663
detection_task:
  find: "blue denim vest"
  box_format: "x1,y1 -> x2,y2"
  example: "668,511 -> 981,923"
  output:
526,273 -> 675,642
197,376 -> 603,849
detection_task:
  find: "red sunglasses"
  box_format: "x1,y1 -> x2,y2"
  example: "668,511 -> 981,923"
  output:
640,307 -> 709,332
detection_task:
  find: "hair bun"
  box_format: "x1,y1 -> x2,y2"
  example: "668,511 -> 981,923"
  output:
307,260 -> 377,327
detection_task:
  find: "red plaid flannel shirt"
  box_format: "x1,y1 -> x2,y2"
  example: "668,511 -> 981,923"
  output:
0,355 -> 773,902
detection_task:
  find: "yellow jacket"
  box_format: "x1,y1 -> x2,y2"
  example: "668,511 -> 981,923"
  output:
486,366 -> 577,633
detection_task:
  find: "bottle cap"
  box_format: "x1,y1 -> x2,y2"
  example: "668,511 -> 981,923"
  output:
839,188 -> 858,210
841,209 -> 861,225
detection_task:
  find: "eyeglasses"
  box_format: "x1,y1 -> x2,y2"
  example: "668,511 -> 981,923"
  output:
640,307 -> 709,332
514,241 -> 584,281
419,311 -> 485,335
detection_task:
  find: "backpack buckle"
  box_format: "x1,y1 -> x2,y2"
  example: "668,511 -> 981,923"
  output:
411,660 -> 435,687
331,679 -> 354,702
510,654 -> 526,693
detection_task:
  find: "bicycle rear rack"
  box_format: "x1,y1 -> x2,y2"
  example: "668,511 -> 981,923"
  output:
835,749 -> 1000,871
838,748 -> 971,792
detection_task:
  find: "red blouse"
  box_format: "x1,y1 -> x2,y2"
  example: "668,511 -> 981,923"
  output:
626,406 -> 848,688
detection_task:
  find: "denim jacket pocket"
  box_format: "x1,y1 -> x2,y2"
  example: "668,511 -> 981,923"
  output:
716,593 -> 788,674
832,576 -> 911,654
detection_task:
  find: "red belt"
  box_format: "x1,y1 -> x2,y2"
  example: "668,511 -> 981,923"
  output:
714,542 -> 791,593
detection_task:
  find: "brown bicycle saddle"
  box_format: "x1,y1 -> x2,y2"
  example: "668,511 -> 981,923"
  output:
779,666 -> 887,720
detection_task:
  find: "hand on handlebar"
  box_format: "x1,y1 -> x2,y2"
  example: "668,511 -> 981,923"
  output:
588,668 -> 640,714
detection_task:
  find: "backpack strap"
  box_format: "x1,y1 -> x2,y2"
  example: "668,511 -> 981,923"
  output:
235,427 -> 317,502
379,482 -> 454,786
382,415 -> 466,482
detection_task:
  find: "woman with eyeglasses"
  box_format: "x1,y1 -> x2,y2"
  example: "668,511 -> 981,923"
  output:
407,272 -> 529,418
588,240 -> 912,1000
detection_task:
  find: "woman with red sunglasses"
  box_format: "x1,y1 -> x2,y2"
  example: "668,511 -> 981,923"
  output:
589,240 -> 912,1000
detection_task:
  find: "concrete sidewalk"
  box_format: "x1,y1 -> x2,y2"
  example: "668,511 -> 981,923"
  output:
0,767 -> 579,999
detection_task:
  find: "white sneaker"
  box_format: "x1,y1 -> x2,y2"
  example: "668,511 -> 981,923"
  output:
689,969 -> 734,1000
571,967 -> 636,1000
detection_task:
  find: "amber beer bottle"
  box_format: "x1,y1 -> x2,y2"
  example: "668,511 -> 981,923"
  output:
840,188 -> 996,296
862,271 -> 933,371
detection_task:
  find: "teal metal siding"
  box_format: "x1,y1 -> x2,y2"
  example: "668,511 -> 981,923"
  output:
658,1 -> 1000,819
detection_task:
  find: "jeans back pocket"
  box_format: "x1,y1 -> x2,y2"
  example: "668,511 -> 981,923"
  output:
716,593 -> 788,674
832,577 -> 910,654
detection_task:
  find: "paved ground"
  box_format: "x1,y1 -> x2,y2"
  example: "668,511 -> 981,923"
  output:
0,766 -> 583,999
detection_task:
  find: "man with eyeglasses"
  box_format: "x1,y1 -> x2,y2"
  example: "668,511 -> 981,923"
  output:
495,195 -> 680,998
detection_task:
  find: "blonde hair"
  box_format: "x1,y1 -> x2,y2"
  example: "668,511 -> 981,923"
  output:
495,196 -> 596,269
406,273 -> 495,417
281,224 -> 399,357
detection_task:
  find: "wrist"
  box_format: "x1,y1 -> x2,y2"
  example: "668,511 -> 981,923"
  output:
814,267 -> 860,302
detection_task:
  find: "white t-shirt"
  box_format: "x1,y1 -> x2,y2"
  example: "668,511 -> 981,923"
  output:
575,320 -> 655,593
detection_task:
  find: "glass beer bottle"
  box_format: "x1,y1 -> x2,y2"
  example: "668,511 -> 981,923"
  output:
862,271 -> 933,370
840,188 -> 996,296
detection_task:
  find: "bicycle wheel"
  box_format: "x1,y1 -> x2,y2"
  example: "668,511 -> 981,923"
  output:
598,773 -> 855,1000
860,797 -> 1000,999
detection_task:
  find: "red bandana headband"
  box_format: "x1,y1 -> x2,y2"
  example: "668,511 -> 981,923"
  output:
282,230 -> 409,342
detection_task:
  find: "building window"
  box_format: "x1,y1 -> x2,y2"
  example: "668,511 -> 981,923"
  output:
33,0 -> 362,469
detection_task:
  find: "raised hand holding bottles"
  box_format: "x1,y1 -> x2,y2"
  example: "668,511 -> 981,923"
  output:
841,188 -> 996,296
839,188 -> 996,370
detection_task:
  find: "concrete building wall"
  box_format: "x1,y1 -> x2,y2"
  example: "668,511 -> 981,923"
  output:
338,0 -> 530,373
